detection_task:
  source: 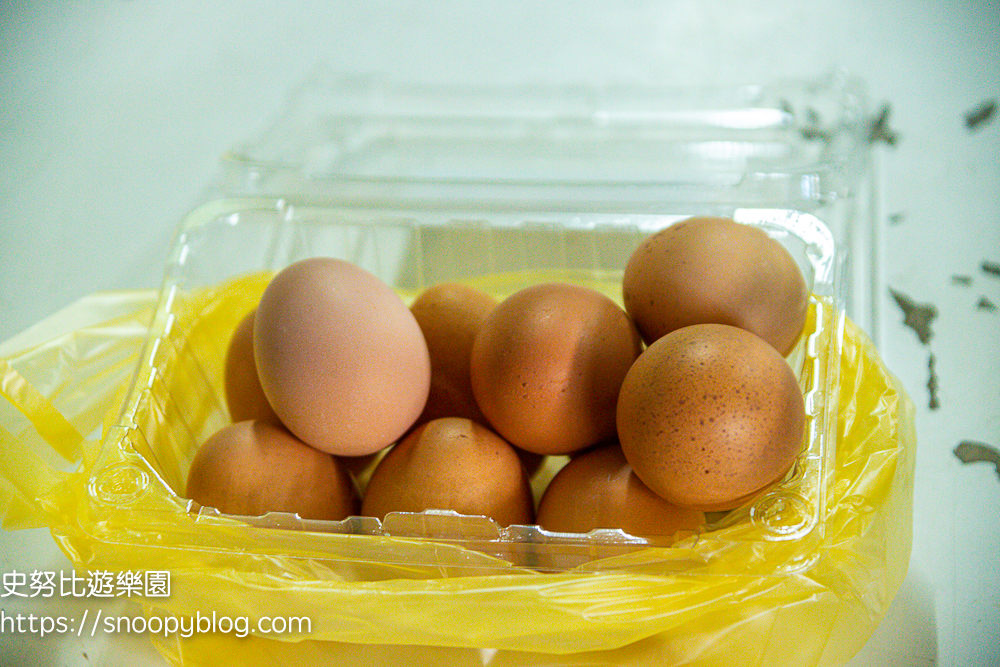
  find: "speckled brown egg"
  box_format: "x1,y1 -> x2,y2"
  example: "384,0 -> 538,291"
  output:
616,324 -> 805,511
223,309 -> 281,425
254,257 -> 431,457
361,417 -> 534,527
622,216 -> 809,355
470,283 -> 643,456
186,420 -> 359,520
409,282 -> 497,426
537,444 -> 706,538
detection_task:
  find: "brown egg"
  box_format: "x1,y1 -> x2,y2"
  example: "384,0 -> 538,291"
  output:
622,216 -> 809,355
616,324 -> 805,511
409,282 -> 497,426
186,420 -> 359,520
223,309 -> 281,425
360,418 -> 534,527
537,445 -> 705,538
470,283 -> 643,455
254,258 -> 431,457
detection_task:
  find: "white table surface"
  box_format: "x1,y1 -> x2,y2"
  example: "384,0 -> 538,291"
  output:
1,2 -> 997,666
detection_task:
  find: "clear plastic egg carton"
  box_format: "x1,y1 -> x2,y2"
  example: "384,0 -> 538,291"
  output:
223,68 -> 875,333
88,70 -> 870,578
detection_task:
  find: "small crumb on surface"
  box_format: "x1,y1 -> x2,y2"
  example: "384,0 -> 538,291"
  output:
978,297 -> 996,312
964,99 -> 997,130
889,289 -> 937,344
981,260 -> 1000,278
951,275 -> 973,286
800,126 -> 832,141
869,104 -> 900,146
888,211 -> 905,226
926,354 -> 939,410
954,441 -> 1000,481
797,106 -> 834,141
889,289 -> 940,410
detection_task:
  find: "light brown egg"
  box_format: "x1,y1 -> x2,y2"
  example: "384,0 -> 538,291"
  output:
186,420 -> 359,520
409,282 -> 497,426
536,444 -> 705,538
223,309 -> 280,425
622,216 -> 809,355
616,324 -> 805,511
470,283 -> 643,456
254,257 -> 431,457
360,418 -> 534,527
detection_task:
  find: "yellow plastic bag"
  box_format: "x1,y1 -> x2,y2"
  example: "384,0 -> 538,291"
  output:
0,283 -> 914,667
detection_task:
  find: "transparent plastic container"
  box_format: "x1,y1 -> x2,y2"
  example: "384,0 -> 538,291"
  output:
223,69 -> 875,330
73,70 -> 875,581
0,71 -> 914,667
92,200 -> 839,578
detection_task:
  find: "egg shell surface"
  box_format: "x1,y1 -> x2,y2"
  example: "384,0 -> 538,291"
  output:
537,444 -> 706,538
254,257 -> 431,456
360,417 -> 534,527
223,309 -> 281,425
622,216 -> 809,355
409,282 -> 497,427
186,420 -> 359,520
470,282 -> 643,455
616,323 -> 805,511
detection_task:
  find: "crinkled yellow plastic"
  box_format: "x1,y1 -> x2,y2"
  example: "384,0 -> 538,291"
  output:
0,287 -> 914,667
